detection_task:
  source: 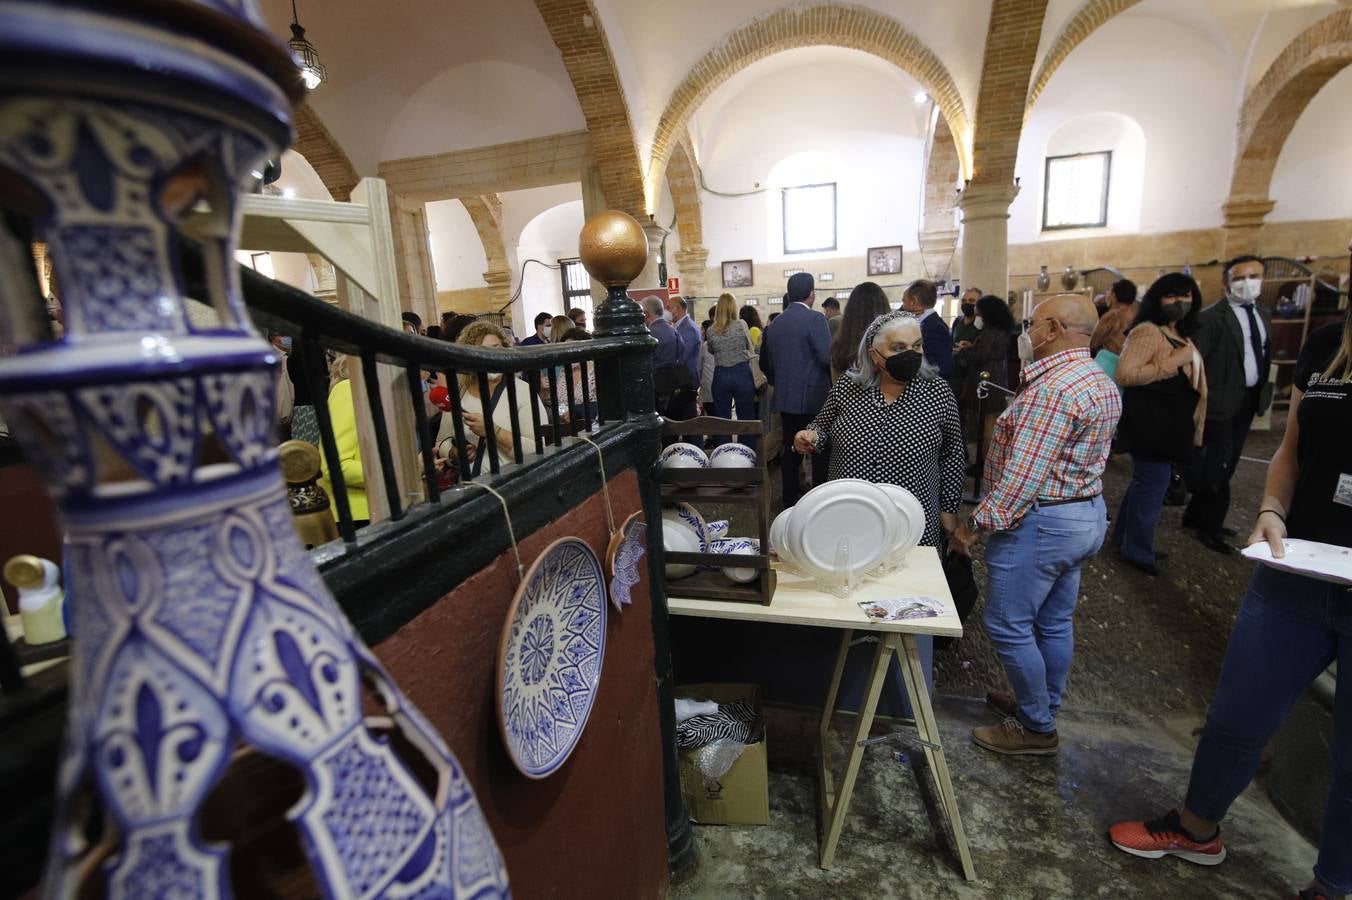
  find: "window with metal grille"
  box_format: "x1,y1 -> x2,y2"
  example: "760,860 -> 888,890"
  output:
559,258 -> 593,329
782,183 -> 837,255
1043,151 -> 1111,230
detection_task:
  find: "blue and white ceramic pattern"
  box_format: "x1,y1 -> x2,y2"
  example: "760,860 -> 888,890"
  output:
498,538 -> 607,779
663,502 -> 708,551
608,514 -> 646,613
658,442 -> 708,469
705,520 -> 730,540
709,538 -> 761,583
0,6 -> 508,897
708,443 -> 758,468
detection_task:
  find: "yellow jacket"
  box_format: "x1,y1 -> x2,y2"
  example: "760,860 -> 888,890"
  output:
318,379 -> 369,522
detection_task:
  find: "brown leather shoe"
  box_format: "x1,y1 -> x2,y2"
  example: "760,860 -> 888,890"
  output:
972,718 -> 1059,756
986,690 -> 1018,718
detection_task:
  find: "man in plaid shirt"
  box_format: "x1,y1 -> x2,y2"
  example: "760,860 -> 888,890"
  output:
951,294 -> 1122,755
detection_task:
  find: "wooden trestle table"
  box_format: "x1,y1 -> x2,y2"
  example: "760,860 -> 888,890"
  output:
667,547 -> 976,880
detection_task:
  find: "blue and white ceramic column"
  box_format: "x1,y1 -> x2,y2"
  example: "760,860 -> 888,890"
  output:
0,3 -> 508,897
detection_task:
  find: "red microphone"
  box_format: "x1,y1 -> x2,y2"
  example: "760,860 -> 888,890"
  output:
428,385 -> 452,412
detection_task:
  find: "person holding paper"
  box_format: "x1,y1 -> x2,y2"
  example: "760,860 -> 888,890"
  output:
1108,314 -> 1352,900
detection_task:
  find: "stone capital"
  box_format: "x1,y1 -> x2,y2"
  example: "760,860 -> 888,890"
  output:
1221,196 -> 1276,230
957,182 -> 1021,224
483,268 -> 512,308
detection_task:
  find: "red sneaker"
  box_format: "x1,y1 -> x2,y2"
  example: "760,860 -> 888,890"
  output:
1108,809 -> 1227,866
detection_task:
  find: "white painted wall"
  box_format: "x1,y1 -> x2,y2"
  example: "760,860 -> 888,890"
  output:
1011,13 -> 1238,244
425,199 -> 488,291
496,185 -> 586,334
693,48 -> 928,276
1267,65 -> 1352,223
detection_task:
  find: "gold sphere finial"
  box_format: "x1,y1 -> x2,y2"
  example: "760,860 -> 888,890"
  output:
4,555 -> 45,589
280,440 -> 323,484
578,210 -> 648,287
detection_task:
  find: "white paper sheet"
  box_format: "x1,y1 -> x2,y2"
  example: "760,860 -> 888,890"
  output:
1240,539 -> 1352,586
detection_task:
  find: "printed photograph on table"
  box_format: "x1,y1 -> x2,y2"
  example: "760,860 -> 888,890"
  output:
867,245 -> 903,276
859,595 -> 948,621
722,259 -> 754,288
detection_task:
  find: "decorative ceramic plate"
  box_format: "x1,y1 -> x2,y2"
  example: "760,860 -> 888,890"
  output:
606,512 -> 646,612
497,537 -> 607,779
787,479 -> 896,578
874,483 -> 924,557
708,443 -> 757,468
663,502 -> 708,550
659,442 -> 709,469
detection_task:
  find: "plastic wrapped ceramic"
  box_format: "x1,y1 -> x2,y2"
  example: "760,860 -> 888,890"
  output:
497,537 -> 607,778
663,502 -> 708,550
785,480 -> 897,579
709,538 -> 760,584
874,483 -> 925,559
662,521 -> 700,580
658,442 -> 709,469
708,443 -> 757,468
0,6 -> 510,898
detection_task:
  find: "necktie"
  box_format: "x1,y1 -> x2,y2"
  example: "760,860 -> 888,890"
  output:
1242,303 -> 1265,379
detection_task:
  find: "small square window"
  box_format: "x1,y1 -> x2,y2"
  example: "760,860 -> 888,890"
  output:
1042,152 -> 1111,230
782,183 -> 837,255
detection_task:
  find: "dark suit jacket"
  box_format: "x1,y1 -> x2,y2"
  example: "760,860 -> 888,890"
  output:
759,302 -> 832,415
1192,299 -> 1272,422
920,311 -> 955,379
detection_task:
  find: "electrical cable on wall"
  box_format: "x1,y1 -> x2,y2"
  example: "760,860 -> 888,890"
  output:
496,257 -> 560,317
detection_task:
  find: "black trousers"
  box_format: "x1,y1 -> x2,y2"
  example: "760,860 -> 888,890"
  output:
780,411 -> 829,508
1184,390 -> 1258,536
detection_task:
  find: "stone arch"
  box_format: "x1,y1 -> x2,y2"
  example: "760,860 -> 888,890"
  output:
1025,0 -> 1142,113
533,0 -> 647,217
460,194 -> 512,308
969,0 -> 1050,187
919,114 -> 962,281
665,137 -> 703,250
292,103 -> 360,202
646,3 -> 972,212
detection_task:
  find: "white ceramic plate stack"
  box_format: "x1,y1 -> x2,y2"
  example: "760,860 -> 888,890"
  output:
772,480 -> 923,580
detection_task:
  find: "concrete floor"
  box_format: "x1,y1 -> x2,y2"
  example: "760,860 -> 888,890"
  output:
673,700 -> 1316,899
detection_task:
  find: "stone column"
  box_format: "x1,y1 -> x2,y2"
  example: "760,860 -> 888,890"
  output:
388,190 -> 438,327
1221,196 -> 1276,258
958,183 -> 1021,300
918,228 -> 959,284
672,246 -> 708,297
580,163 -> 609,303
635,221 -> 665,290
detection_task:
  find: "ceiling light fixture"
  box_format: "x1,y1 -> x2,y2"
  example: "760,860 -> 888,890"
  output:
288,0 -> 327,91
914,91 -> 930,104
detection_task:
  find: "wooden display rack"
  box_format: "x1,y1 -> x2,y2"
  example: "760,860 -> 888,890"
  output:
659,416 -> 775,605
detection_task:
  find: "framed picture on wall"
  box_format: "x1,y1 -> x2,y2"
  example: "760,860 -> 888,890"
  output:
744,296 -> 759,306
867,245 -> 903,276
722,259 -> 754,288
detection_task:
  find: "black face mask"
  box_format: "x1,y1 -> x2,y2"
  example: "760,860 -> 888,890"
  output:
882,349 -> 923,382
1161,302 -> 1188,323
961,304 -> 976,318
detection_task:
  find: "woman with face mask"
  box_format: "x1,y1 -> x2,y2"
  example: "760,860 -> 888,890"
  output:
955,295 -> 1016,454
1110,273 -> 1208,575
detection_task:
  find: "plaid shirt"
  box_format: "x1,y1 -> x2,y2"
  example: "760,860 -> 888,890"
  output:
973,348 -> 1122,532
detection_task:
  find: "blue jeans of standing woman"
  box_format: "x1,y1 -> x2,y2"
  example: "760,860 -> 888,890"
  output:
1112,453 -> 1172,565
711,361 -> 758,451
983,497 -> 1108,733
1185,566 -> 1352,894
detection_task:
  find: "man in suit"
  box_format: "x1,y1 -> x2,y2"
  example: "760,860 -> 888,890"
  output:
642,297 -> 690,424
902,279 -> 955,379
760,272 -> 831,506
1184,255 -> 1272,553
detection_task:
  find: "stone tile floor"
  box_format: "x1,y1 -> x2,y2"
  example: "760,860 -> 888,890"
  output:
672,700 -> 1315,899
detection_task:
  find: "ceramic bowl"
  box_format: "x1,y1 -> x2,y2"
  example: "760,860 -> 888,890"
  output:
705,519 -> 730,540
708,443 -> 757,468
710,537 -> 760,584
663,502 -> 708,550
662,518 -> 700,580
659,442 -> 709,469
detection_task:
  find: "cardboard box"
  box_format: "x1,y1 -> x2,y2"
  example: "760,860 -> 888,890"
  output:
676,683 -> 769,825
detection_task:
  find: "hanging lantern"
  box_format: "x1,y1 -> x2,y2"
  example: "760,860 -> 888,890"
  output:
288,0 -> 327,90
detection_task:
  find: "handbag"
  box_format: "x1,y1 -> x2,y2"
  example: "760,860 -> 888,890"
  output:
934,545 -> 978,653
1119,372 -> 1199,463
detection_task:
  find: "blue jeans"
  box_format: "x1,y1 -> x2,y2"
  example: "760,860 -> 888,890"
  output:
1112,453 -> 1172,565
711,361 -> 758,451
983,497 -> 1108,733
1185,566 -> 1352,893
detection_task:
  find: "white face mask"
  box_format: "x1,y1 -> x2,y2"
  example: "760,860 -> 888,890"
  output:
1017,330 -> 1035,362
973,316 -> 985,331
1230,277 -> 1262,303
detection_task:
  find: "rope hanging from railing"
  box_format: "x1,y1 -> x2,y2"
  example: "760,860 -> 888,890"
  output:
575,433 -> 615,535
461,480 -> 524,582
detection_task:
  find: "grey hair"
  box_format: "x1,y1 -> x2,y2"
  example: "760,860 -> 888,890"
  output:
640,297 -> 664,318
848,311 -> 936,387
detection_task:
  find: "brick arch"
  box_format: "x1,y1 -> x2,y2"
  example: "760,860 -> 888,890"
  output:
292,103 -> 360,202
646,3 -> 972,211
969,0 -> 1050,187
1026,0 -> 1142,112
664,136 -> 703,249
534,0 -> 647,216
1230,9 -> 1352,203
